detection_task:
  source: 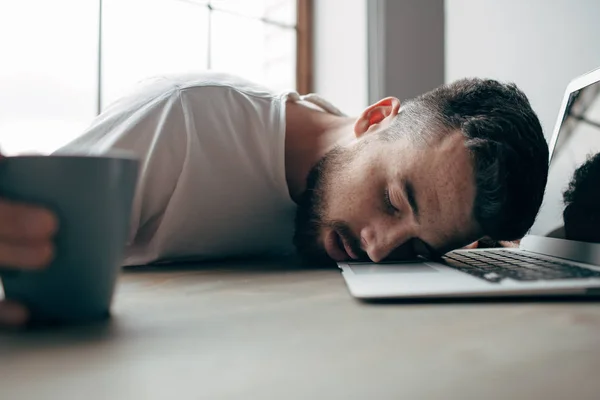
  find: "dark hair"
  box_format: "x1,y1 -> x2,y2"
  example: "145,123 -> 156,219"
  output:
562,152 -> 600,242
385,78 -> 549,240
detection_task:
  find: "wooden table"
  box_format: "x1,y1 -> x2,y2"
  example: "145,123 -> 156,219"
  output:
2,256 -> 600,400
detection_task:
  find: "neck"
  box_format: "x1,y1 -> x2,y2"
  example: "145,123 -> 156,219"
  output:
284,101 -> 356,203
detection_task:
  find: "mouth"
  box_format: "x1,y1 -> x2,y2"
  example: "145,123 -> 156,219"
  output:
324,229 -> 360,261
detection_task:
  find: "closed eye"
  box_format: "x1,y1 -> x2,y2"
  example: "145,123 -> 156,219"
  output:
384,187 -> 399,214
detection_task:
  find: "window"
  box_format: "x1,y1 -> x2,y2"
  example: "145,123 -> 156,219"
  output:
0,1 -> 98,155
0,0 -> 312,155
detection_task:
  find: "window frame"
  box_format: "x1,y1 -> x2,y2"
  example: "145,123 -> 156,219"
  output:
296,0 -> 313,94
97,0 -> 313,112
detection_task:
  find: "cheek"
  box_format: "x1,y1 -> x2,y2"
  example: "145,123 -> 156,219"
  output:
325,165 -> 381,221
321,180 -> 352,220
319,141 -> 384,221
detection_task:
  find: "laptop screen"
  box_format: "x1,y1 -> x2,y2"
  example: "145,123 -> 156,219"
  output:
529,78 -> 600,243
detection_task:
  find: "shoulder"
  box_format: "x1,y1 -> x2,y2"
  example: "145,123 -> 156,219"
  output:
96,72 -> 282,123
142,72 -> 281,100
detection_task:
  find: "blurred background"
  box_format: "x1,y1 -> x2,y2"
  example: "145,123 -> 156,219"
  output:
0,0 -> 599,155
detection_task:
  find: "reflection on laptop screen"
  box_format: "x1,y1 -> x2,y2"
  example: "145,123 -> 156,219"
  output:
530,79 -> 600,243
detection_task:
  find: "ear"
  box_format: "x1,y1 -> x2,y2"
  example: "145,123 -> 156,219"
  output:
353,97 -> 401,138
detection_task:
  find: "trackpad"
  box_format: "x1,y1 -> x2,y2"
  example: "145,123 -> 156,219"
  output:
347,261 -> 439,275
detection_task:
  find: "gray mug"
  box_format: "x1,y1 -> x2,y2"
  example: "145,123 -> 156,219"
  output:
0,154 -> 139,325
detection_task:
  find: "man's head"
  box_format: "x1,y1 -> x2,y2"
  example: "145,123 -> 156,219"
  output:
294,78 -> 549,263
563,152 -> 600,243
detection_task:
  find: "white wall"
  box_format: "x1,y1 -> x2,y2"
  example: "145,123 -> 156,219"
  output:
380,0 -> 444,103
313,0 -> 368,116
446,0 -> 600,140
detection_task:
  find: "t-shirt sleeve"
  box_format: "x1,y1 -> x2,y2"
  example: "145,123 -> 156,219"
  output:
56,87 -> 189,247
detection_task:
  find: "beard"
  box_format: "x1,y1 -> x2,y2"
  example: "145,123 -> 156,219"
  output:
293,145 -> 364,265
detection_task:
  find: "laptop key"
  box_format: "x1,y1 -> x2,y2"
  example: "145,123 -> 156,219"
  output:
442,250 -> 600,283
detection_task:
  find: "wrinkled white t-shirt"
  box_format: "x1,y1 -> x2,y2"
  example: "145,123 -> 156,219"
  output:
58,72 -> 344,266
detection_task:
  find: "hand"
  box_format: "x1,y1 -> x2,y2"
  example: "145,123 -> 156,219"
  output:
0,158 -> 58,329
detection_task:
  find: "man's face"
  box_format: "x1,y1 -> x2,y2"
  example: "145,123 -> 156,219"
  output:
294,130 -> 481,263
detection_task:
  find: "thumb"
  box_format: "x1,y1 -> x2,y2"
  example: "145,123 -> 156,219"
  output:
463,241 -> 479,249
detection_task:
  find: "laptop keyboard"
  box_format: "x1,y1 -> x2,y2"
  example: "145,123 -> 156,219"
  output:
442,249 -> 600,284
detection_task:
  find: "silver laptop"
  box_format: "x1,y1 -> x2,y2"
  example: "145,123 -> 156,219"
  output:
339,67 -> 600,299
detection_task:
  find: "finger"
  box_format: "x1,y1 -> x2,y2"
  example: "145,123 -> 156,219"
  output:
463,241 -> 479,249
0,241 -> 54,269
0,200 -> 58,241
499,240 -> 520,248
0,300 -> 29,328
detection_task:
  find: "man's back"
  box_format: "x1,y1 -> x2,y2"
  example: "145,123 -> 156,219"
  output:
59,73 -> 299,265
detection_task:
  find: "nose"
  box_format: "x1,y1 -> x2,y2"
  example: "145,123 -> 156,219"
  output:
360,221 -> 414,262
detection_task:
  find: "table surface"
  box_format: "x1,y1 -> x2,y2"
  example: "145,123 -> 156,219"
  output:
2,256 -> 600,400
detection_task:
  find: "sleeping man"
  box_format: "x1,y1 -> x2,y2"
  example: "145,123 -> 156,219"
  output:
0,72 -> 549,326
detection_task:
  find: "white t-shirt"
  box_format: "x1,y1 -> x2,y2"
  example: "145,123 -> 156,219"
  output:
58,72 -> 344,266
